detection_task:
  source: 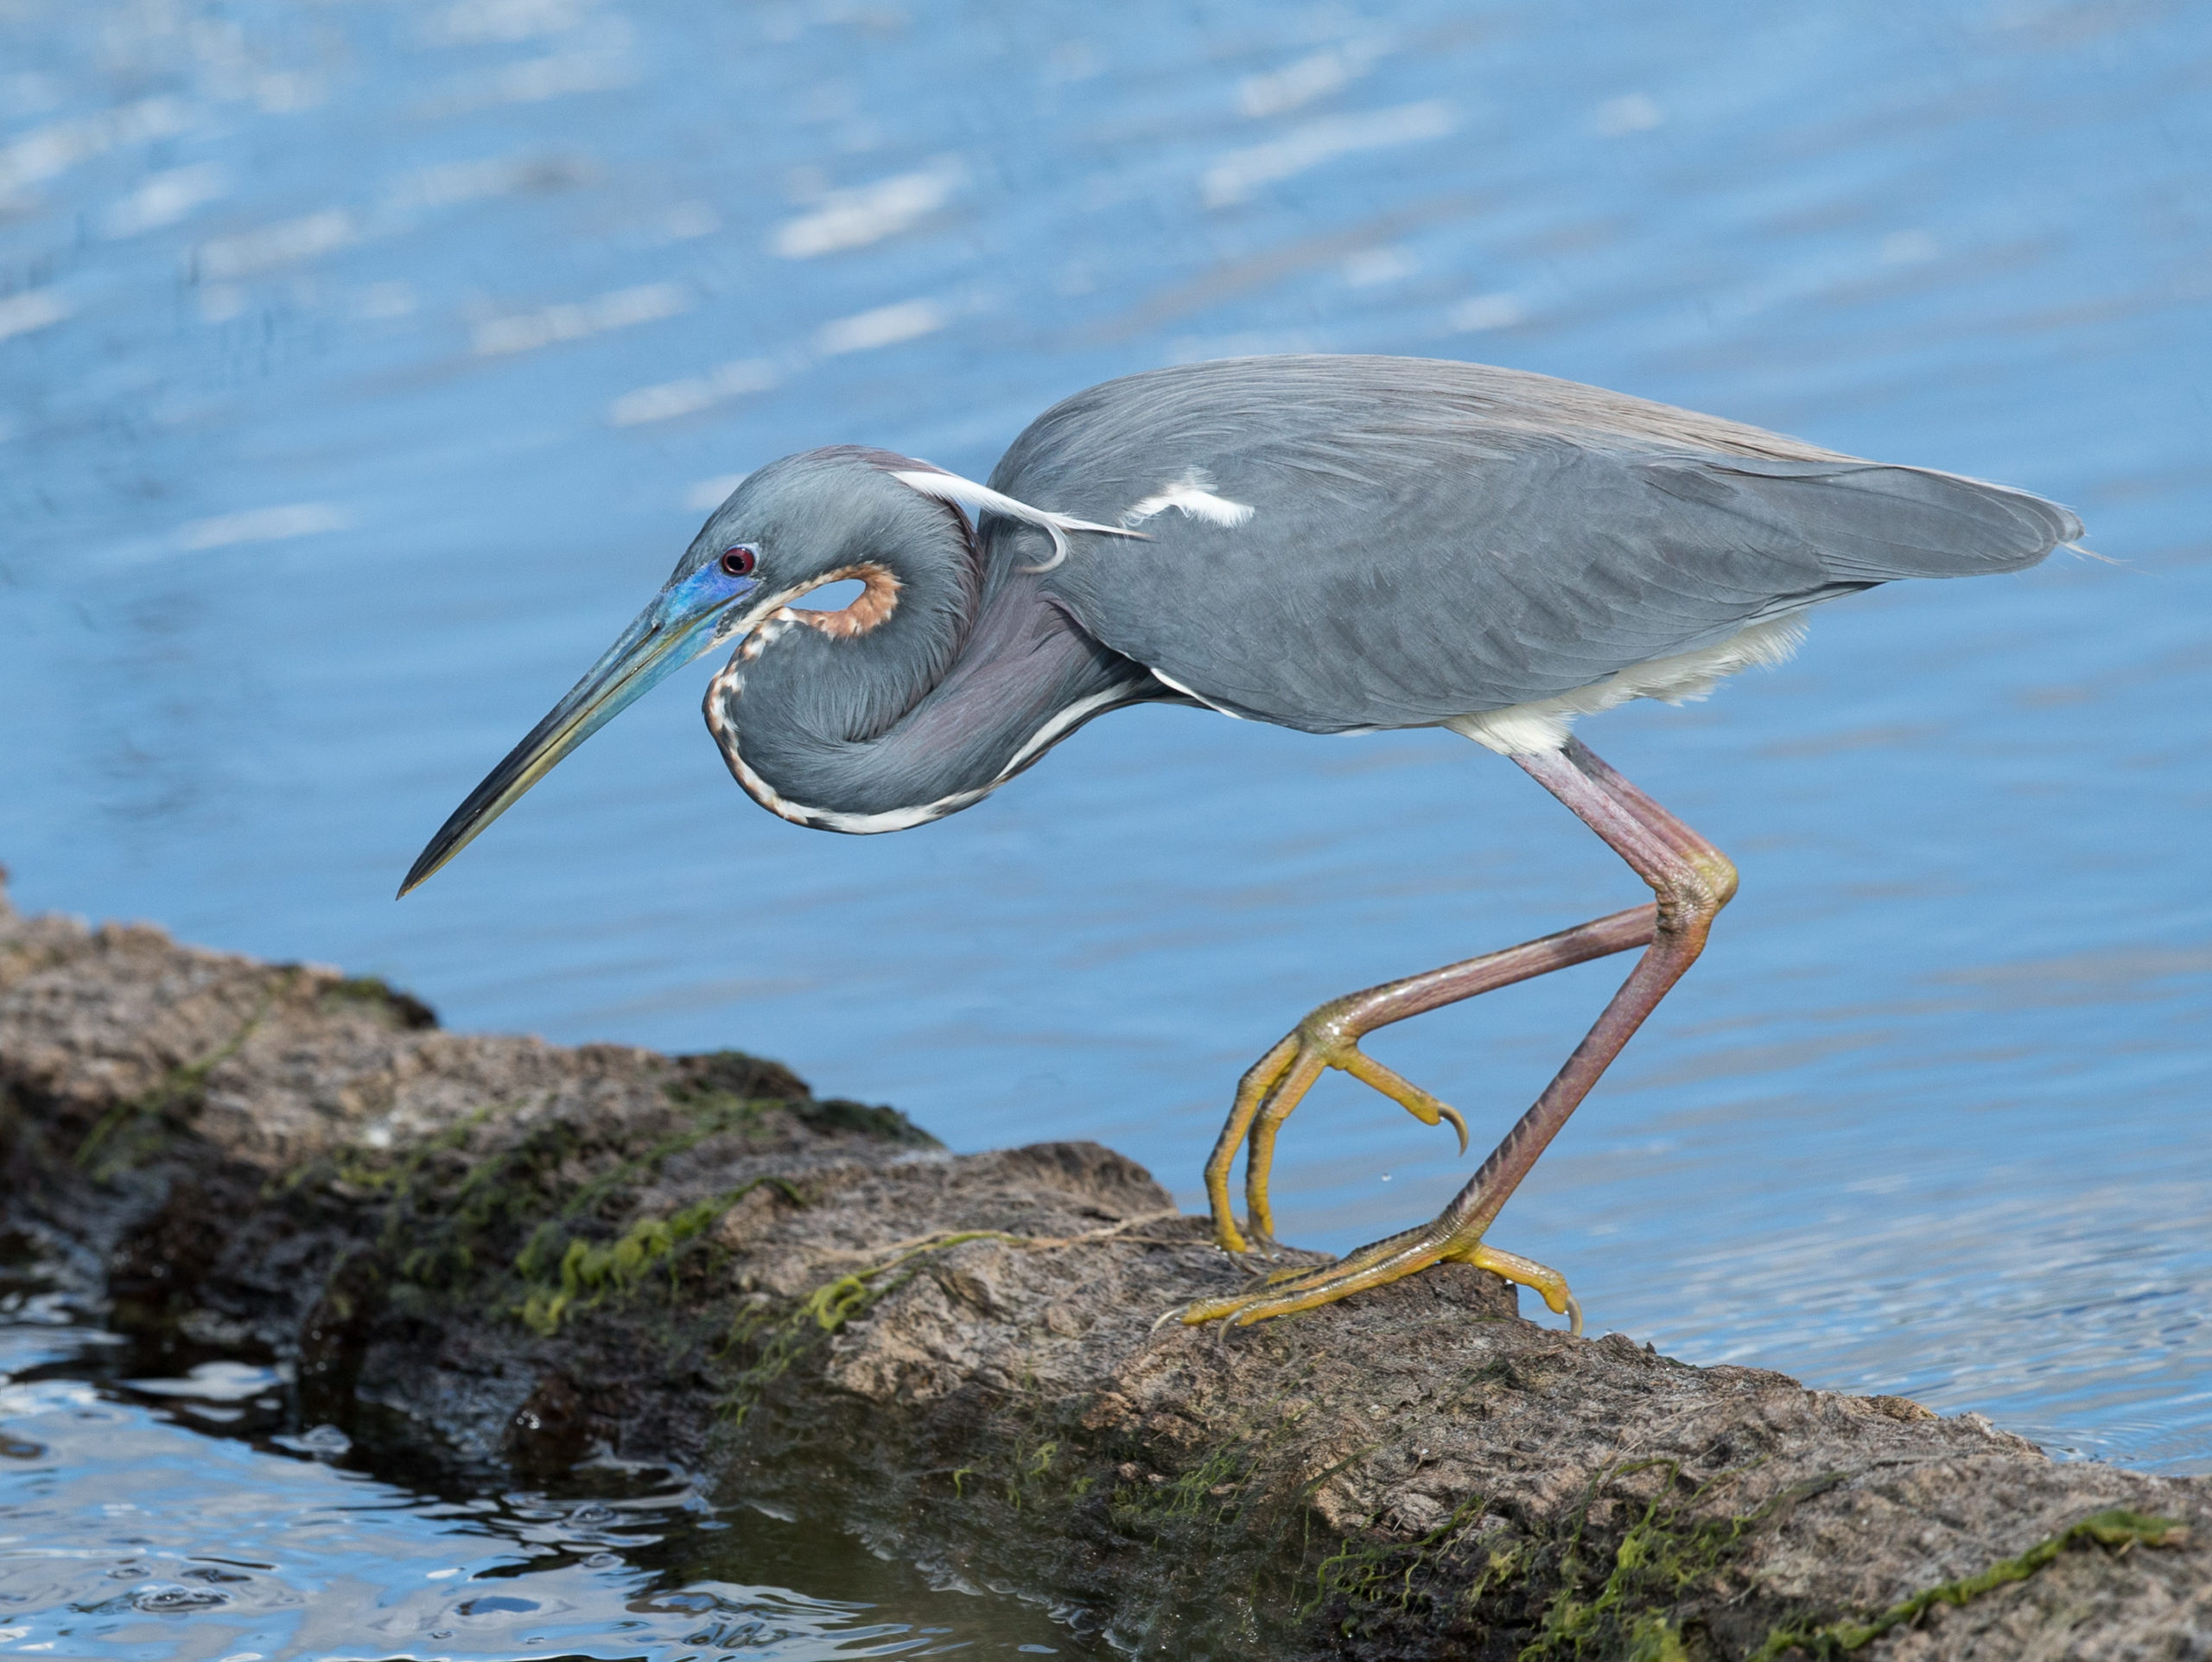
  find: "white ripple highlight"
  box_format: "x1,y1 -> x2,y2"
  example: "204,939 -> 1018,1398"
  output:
473,282 -> 688,354
814,298 -> 945,355
0,289 -> 69,342
772,160 -> 963,258
196,209 -> 358,280
1201,100 -> 1457,207
0,96 -> 192,197
178,504 -> 352,550
104,163 -> 228,237
609,359 -> 779,425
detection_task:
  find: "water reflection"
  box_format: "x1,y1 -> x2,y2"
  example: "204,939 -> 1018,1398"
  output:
0,0 -> 2206,1545
0,1245 -> 1087,1659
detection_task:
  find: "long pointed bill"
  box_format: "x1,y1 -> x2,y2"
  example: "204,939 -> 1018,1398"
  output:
399,563 -> 759,896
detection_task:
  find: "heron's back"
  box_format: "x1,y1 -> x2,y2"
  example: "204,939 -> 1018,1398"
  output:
996,356 -> 2079,733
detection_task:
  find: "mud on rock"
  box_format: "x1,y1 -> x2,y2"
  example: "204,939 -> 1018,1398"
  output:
1,875 -> 2204,1659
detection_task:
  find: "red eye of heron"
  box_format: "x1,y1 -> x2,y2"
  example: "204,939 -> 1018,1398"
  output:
721,546 -> 756,577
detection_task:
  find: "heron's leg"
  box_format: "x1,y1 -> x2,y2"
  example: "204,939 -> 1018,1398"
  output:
1185,736 -> 1737,1330
1206,907 -> 1657,1256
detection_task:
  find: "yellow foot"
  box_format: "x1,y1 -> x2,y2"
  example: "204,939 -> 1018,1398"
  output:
1448,1241 -> 1583,1337
1182,1225 -> 1440,1327
1178,1226 -> 1583,1336
1206,1009 -> 1471,1255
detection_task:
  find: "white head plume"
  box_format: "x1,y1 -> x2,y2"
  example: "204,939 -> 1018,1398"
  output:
890,466 -> 1147,572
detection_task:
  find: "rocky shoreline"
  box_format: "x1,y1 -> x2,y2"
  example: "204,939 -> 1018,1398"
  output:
0,876 -> 2202,1659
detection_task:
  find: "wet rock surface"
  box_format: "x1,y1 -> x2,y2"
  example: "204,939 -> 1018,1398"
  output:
1,875 -> 2204,1659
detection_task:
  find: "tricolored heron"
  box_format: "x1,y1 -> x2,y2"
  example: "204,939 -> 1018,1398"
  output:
402,355 -> 2080,1334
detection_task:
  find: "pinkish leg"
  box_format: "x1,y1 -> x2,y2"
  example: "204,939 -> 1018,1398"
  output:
1209,905 -> 1657,1255
1188,737 -> 1737,1331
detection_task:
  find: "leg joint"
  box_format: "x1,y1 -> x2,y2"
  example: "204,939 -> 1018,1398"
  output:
1693,846 -> 1739,910
1655,848 -> 1738,931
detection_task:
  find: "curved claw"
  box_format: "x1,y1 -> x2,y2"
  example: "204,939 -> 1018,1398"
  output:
1230,1032 -> 1476,1249
1436,1101 -> 1470,1157
1333,1046 -> 1469,1153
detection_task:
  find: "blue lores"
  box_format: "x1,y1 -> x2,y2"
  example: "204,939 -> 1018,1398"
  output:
403,354 -> 2082,1335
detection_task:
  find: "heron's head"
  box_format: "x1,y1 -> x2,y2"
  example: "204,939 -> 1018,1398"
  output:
399,448 -> 972,895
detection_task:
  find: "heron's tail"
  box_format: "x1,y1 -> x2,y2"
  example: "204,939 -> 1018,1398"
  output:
1647,455 -> 2082,582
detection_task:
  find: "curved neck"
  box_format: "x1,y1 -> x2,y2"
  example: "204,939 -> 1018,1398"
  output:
704,569 -> 1158,832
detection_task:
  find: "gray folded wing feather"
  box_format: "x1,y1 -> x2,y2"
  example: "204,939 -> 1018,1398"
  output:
987,356 -> 2079,734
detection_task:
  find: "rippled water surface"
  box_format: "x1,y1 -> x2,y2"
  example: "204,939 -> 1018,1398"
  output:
3,0 -> 2210,1652
0,1240 -> 1094,1657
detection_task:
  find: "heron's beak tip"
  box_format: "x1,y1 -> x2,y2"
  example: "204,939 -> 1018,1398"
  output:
395,851 -> 441,900
395,564 -> 751,902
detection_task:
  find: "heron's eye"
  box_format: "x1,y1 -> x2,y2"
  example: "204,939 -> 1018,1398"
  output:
721,546 -> 757,577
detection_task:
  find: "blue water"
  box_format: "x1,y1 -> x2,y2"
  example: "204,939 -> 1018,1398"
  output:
0,1238 -> 1091,1657
3,0 -> 2209,1651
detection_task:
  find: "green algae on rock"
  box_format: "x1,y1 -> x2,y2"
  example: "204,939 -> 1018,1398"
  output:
1,874 -> 2204,1659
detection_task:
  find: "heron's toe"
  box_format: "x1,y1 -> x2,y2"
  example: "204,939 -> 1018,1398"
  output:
1176,1226 -> 1585,1335
1444,1239 -> 1583,1336
1178,1225 -> 1448,1329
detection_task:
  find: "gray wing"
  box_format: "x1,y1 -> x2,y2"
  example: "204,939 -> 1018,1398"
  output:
987,356 -> 2080,733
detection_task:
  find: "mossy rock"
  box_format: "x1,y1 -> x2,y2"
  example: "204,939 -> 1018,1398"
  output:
792,1097 -> 941,1148
315,973 -> 438,1030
